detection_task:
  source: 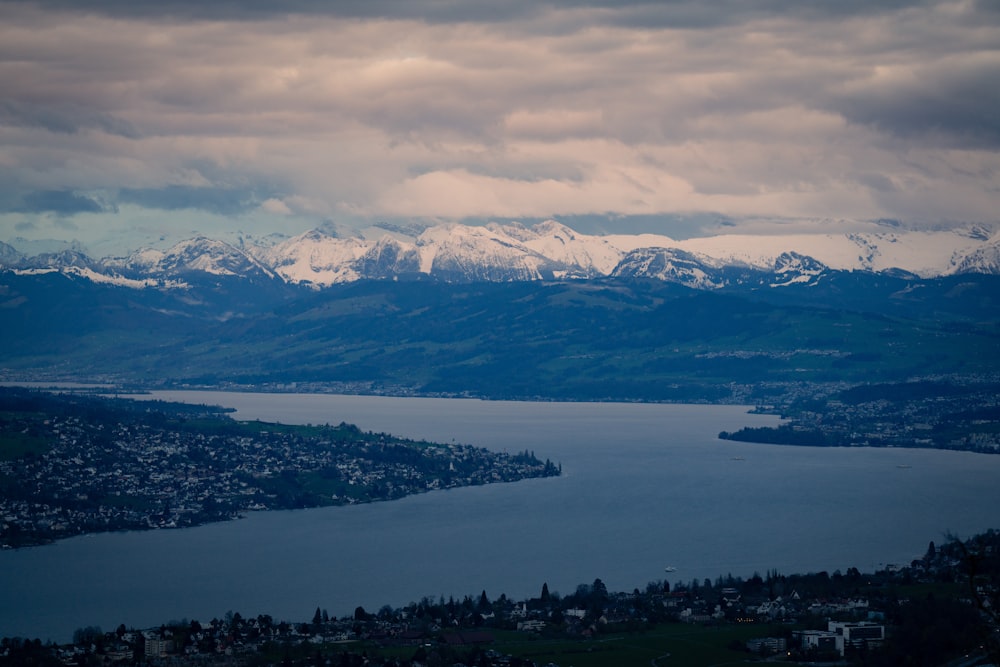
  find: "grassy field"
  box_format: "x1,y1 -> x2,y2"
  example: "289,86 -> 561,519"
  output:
495,624 -> 799,667
369,623 -> 809,667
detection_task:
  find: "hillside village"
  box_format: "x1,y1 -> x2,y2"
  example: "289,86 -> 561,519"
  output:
0,389 -> 559,548
2,530 -> 998,666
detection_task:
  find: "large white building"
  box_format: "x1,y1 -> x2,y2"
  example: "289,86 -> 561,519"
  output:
829,620 -> 885,654
796,621 -> 884,657
143,632 -> 175,658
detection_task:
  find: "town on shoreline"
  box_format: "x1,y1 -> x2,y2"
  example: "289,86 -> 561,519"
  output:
0,388 -> 559,549
2,530 -> 998,667
721,377 -> 1000,455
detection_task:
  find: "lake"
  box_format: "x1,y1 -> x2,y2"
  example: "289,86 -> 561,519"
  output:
2,391 -> 999,643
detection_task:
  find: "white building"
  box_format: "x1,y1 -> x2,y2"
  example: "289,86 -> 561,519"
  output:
829,621 -> 884,655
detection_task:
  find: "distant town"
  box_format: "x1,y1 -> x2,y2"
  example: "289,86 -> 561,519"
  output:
2,530 -> 997,667
721,376 -> 1000,455
0,388 -> 559,549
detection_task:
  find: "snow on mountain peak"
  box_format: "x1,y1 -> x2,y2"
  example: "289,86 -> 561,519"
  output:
611,247 -> 725,289
670,229 -> 984,277
949,234 -> 1000,275
5,220 -> 999,289
254,229 -> 369,286
770,252 -> 828,287
416,222 -> 549,281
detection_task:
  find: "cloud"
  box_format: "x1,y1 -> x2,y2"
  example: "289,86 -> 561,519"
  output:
11,0 -> 954,27
0,0 -> 997,249
0,101 -> 140,138
117,185 -> 274,216
830,54 -> 1000,148
260,198 -> 293,215
15,190 -> 114,216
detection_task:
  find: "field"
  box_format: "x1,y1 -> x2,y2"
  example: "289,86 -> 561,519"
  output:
370,623 -> 809,667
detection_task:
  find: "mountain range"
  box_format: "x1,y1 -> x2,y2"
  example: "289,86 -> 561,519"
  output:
3,220 -> 999,400
3,220 -> 999,291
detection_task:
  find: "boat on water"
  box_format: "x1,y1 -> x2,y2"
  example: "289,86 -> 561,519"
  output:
665,566 -> 677,573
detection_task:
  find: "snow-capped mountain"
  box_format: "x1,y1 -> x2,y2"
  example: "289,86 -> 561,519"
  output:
670,230 -> 980,277
253,221 -> 613,286
949,235 -> 1000,275
18,248 -> 98,272
770,252 -> 829,287
491,220 -> 623,278
0,241 -> 22,266
106,237 -> 276,280
610,247 -> 728,289
355,236 -> 423,280
2,221 -> 998,290
413,223 -> 551,282
253,229 -> 371,285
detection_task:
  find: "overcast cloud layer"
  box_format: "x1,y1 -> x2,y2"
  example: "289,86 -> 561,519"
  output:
1,0 -> 998,251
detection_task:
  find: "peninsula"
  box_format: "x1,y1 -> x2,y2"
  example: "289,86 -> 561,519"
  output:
0,388 -> 560,548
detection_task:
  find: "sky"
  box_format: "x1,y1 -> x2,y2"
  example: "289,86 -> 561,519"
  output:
1,0 -> 998,254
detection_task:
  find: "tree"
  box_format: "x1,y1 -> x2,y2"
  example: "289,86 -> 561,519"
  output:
540,582 -> 551,604
949,532 -> 1000,664
880,593 -> 982,665
592,578 -> 608,601
72,626 -> 103,648
312,606 -> 323,627
588,577 -> 609,618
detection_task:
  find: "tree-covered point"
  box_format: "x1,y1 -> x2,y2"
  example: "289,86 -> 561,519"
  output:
0,388 -> 559,548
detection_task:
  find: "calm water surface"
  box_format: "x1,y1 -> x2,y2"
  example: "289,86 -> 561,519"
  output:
3,391 -> 999,642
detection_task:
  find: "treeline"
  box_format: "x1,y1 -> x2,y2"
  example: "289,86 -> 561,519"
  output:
719,424 -> 832,446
